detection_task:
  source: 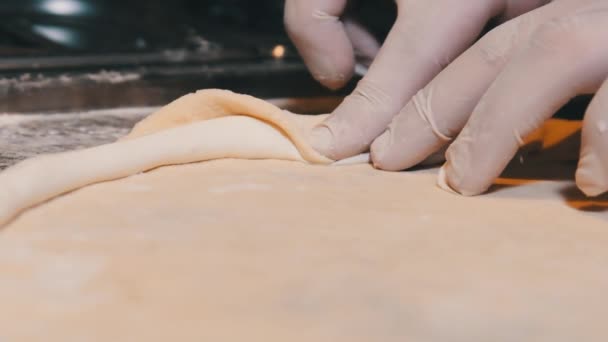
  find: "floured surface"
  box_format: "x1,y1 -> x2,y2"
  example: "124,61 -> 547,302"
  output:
2,159 -> 608,341
0,108 -> 152,170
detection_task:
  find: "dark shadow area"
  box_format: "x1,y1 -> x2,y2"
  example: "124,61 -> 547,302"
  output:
475,129 -> 581,196
500,129 -> 581,181
500,160 -> 577,182
476,123 -> 608,218
559,184 -> 608,213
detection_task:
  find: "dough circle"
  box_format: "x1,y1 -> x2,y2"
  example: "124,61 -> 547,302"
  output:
0,89 -> 338,226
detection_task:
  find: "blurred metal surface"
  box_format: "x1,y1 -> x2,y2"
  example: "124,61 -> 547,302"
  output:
0,0 -> 382,112
0,59 -> 356,113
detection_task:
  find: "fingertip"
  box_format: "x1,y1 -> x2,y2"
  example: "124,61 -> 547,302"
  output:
284,1 -> 355,90
576,77 -> 608,197
313,71 -> 351,91
310,125 -> 335,159
576,152 -> 608,197
298,45 -> 355,91
370,131 -> 393,170
306,39 -> 355,90
441,166 -> 482,197
436,164 -> 460,195
442,144 -> 487,196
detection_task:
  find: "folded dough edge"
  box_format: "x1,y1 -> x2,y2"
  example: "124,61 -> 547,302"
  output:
0,89 -> 334,227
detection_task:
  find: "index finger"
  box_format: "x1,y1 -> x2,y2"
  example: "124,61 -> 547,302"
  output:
310,0 -> 505,160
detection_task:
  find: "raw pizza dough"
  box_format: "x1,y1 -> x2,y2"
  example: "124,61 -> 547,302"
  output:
0,89 -> 347,226
2,159 -> 608,341
1,89 -> 608,341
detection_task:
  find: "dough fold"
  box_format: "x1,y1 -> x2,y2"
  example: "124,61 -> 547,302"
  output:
0,89 -> 334,226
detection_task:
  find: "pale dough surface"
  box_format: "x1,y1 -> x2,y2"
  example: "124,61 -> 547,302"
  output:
2,159 -> 608,341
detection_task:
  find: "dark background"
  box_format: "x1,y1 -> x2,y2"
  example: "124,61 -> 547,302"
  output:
0,0 -> 588,117
0,0 -> 394,54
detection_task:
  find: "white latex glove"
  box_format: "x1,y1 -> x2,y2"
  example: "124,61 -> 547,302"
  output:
285,0 -> 548,155
286,0 -> 608,197
284,0 -> 383,90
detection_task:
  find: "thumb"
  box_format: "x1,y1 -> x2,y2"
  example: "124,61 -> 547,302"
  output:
284,0 -> 355,90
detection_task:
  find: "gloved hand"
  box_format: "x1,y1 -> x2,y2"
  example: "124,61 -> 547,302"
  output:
284,0 -> 384,90
285,0 -> 608,197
